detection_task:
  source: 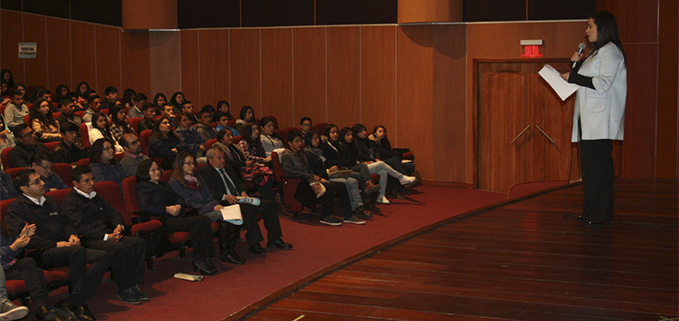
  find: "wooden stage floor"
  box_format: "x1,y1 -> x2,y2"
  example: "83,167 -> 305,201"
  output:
238,179 -> 679,321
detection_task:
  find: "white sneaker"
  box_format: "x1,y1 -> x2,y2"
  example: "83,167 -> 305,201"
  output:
376,195 -> 391,204
0,299 -> 29,321
398,175 -> 417,186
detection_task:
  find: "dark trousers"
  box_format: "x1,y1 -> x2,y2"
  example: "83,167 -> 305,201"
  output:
241,199 -> 282,245
581,139 -> 614,223
165,216 -> 214,260
321,181 -> 352,219
87,236 -> 146,289
40,246 -> 111,306
5,257 -> 49,309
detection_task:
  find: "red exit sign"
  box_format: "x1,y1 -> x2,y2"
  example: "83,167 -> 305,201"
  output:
521,45 -> 543,58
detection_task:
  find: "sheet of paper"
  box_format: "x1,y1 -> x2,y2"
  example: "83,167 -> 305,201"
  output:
220,204 -> 243,225
538,64 -> 580,101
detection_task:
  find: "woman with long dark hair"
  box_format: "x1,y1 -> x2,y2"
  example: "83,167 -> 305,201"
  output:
169,92 -> 185,114
109,104 -> 135,142
561,11 -> 627,229
75,82 -> 90,105
29,98 -> 61,142
233,105 -> 255,134
148,116 -> 195,169
54,84 -> 70,103
89,138 -> 126,186
122,88 -> 136,109
237,123 -> 270,164
168,152 -> 245,266
135,159 -> 218,275
88,112 -> 122,152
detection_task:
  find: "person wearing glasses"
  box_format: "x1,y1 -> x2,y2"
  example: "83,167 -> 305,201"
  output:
30,151 -> 68,191
8,124 -> 50,168
119,133 -> 149,177
89,139 -> 127,187
299,117 -> 312,136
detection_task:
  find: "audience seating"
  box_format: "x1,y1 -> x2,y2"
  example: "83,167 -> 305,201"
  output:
77,158 -> 91,167
139,130 -> 153,154
313,122 -> 328,135
4,167 -> 23,178
52,163 -> 74,186
0,104 -> 6,115
205,138 -> 217,150
74,110 -> 86,118
233,135 -> 242,145
80,122 -> 91,148
52,112 -> 61,119
44,141 -> 60,152
128,117 -> 143,133
271,150 -> 304,220
23,114 -> 30,125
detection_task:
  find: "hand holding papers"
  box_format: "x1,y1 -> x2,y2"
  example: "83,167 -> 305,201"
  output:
220,204 -> 243,225
538,64 -> 580,101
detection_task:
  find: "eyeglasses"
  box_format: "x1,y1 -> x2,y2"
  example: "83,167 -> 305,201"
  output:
103,146 -> 113,151
19,131 -> 36,138
28,178 -> 43,186
183,162 -> 196,166
36,163 -> 52,170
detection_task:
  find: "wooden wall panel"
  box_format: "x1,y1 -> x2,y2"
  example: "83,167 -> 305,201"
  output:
1,10 -> 25,84
621,44 -> 657,178
326,27 -> 360,128
293,27 -> 326,126
94,25 -> 121,94
180,30 -> 200,105
120,31 -> 150,96
46,17 -> 71,93
597,0 -> 658,43
261,28 -> 293,128
397,26 -> 434,182
70,21 -> 96,90
198,29 -> 230,109
149,31 -> 182,101
361,26 -> 396,134
656,0 -> 678,178
229,29 -> 260,115
22,14 -> 48,89
432,24 -> 467,183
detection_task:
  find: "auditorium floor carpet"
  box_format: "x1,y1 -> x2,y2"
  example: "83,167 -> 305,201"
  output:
36,185 -> 510,321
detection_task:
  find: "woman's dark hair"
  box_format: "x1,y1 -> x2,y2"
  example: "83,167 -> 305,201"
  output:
152,116 -> 172,136
170,92 -> 185,107
123,88 -> 136,107
286,130 -> 303,144
216,101 -> 233,121
242,123 -> 263,149
55,84 -> 70,101
259,117 -> 281,138
91,112 -> 109,130
351,124 -> 367,138
303,130 -> 319,148
589,11 -> 626,65
90,138 -> 114,163
153,93 -> 167,107
172,151 -> 197,187
29,98 -> 57,128
76,82 -> 90,98
239,105 -> 254,121
1,69 -> 15,88
372,125 -> 387,137
200,105 -> 215,115
217,128 -> 233,144
339,127 -> 354,145
110,105 -> 130,127
135,159 -> 156,183
324,124 -> 339,141
177,112 -> 194,127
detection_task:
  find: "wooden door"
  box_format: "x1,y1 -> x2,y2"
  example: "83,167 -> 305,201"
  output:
477,60 -> 577,193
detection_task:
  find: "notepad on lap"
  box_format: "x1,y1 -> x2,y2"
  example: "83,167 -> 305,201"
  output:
220,204 -> 243,225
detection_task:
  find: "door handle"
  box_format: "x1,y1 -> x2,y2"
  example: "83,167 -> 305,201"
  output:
535,125 -> 557,146
511,125 -> 531,144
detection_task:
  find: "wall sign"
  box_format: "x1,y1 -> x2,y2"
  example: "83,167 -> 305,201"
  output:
19,42 -> 37,59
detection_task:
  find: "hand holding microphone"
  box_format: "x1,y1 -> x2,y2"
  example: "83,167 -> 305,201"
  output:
571,43 -> 586,68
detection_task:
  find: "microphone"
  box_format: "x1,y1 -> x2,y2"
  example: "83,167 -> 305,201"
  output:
572,43 -> 586,68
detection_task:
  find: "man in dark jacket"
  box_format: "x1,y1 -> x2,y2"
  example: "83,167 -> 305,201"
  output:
6,169 -> 110,321
60,166 -> 148,305
8,124 -> 50,168
52,122 -> 86,165
198,147 -> 291,263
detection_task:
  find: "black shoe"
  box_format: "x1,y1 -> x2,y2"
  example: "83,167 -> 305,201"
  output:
116,287 -> 142,305
193,259 -> 217,276
267,238 -> 292,250
54,301 -> 75,318
219,252 -> 246,264
36,305 -> 75,321
581,219 -> 609,229
248,243 -> 266,254
74,304 -> 96,321
131,285 -> 150,301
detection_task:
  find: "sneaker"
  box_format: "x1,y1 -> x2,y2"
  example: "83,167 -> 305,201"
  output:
131,285 -> 150,301
398,175 -> 417,186
320,216 -> 342,226
354,207 -> 373,219
117,287 -> 142,305
343,215 -> 366,225
376,195 -> 391,204
0,299 -> 29,320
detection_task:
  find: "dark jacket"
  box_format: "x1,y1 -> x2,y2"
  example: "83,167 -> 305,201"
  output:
148,134 -> 193,169
168,176 -> 219,215
8,142 -> 50,168
280,149 -> 315,181
213,142 -> 247,170
135,180 -> 187,223
0,170 -> 18,201
0,230 -> 23,269
89,161 -> 127,186
42,172 -> 68,191
303,149 -> 328,179
60,189 -> 125,242
52,141 -> 87,164
174,126 -> 205,151
5,194 -> 76,249
137,118 -> 154,133
321,140 -> 353,169
197,164 -> 245,202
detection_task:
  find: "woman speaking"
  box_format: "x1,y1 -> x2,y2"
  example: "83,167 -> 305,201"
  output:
561,11 -> 627,229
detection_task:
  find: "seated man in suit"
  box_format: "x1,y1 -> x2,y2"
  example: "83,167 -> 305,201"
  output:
61,166 -> 148,305
8,124 -> 50,168
198,147 -> 291,264
6,169 -> 111,321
